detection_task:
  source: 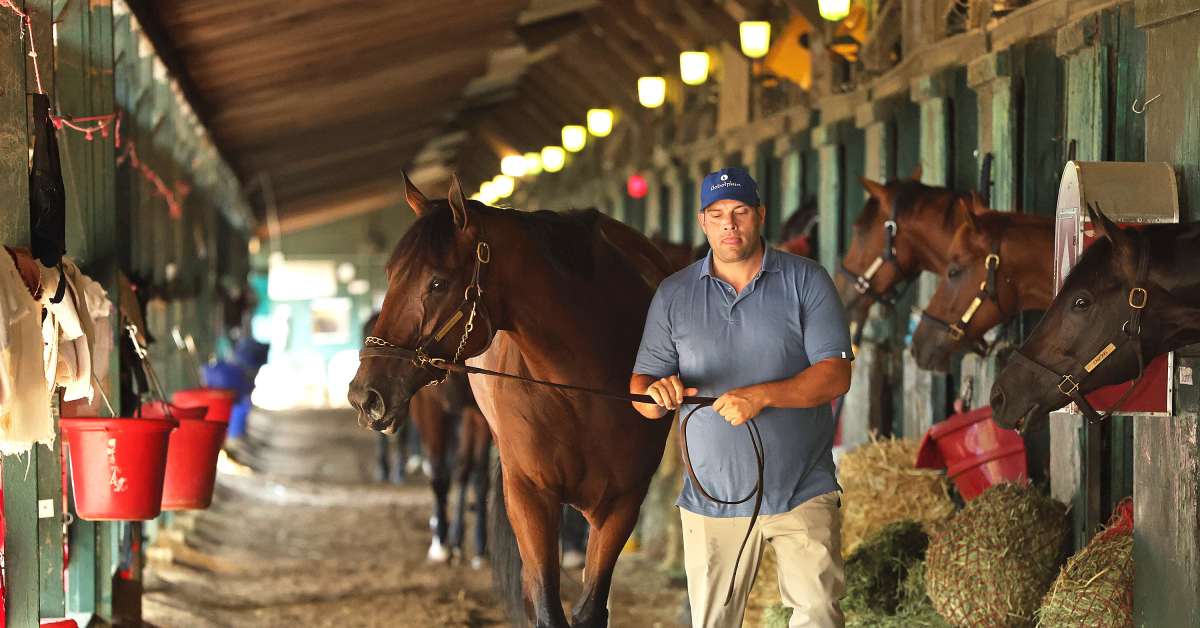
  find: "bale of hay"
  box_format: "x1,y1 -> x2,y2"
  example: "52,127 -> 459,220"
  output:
839,435 -> 956,557
926,483 -> 1067,627
843,520 -> 929,615
1037,498 -> 1133,627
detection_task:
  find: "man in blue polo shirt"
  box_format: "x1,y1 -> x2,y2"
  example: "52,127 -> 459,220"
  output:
630,167 -> 853,628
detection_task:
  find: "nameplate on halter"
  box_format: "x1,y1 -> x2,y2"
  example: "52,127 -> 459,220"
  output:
433,310 -> 464,341
961,297 -> 983,323
1084,343 -> 1117,373
863,257 -> 884,279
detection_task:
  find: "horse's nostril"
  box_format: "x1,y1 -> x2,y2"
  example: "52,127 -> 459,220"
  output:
990,387 -> 1006,413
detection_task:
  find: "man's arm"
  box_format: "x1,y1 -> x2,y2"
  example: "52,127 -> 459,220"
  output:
712,357 -> 851,426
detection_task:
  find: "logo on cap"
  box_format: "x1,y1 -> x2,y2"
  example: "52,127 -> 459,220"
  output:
720,174 -> 729,181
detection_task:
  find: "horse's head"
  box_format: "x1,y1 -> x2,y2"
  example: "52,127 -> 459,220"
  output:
347,173 -> 498,433
912,196 -> 1003,371
834,168 -> 928,331
991,206 -> 1149,431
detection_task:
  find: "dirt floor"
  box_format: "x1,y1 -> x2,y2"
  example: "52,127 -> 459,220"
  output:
142,466 -> 690,627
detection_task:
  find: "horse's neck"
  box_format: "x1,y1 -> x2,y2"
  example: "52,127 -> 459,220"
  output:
491,222 -> 655,386
1152,228 -> 1200,352
1000,216 -> 1055,310
906,200 -> 960,271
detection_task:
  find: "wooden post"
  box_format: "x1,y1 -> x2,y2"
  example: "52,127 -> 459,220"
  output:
1054,15 -> 1107,550
903,74 -> 952,438
813,121 -> 845,274
1134,1 -> 1200,625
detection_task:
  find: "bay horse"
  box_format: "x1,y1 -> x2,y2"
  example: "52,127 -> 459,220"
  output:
835,169 -> 980,341
911,201 -> 1054,371
348,173 -> 675,627
991,206 -> 1200,431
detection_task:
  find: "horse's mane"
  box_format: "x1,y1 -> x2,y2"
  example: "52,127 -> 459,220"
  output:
390,201 -> 601,279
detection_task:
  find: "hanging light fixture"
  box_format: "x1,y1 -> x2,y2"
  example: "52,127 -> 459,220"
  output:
739,21 -> 771,58
818,0 -> 852,21
479,181 -> 498,204
492,174 -> 515,198
523,152 -> 543,175
500,154 -> 528,178
679,51 -> 711,86
586,108 -> 614,137
541,146 -> 566,172
638,77 -> 666,108
562,125 -> 587,152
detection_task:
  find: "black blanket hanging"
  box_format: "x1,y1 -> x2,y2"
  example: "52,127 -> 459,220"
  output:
29,93 -> 66,268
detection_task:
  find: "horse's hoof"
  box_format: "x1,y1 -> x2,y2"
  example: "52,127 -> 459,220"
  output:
561,549 -> 585,570
427,540 -> 450,563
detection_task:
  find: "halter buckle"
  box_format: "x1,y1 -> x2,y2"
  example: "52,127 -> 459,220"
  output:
948,324 -> 965,341
476,241 -> 491,264
985,253 -> 1000,270
1058,374 -> 1080,396
1128,287 -> 1147,309
854,276 -> 871,294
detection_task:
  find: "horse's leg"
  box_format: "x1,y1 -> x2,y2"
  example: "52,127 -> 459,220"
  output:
448,412 -> 474,556
505,476 -> 570,627
570,494 -> 643,628
391,422 -> 408,483
414,392 -> 452,562
375,433 -> 391,483
472,432 -> 491,564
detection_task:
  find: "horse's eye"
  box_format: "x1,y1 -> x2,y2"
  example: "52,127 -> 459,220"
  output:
947,265 -> 962,279
1072,296 -> 1091,311
428,278 -> 445,292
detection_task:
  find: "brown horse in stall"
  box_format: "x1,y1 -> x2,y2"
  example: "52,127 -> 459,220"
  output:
911,201 -> 1054,371
348,173 -> 675,627
834,170 -> 981,342
991,207 -> 1200,431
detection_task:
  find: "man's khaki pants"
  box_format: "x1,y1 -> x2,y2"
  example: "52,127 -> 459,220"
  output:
681,491 -> 845,628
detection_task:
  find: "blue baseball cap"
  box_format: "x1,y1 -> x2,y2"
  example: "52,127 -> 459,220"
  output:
700,167 -> 760,212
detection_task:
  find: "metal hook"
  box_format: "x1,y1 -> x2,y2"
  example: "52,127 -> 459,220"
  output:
1131,94 -> 1161,114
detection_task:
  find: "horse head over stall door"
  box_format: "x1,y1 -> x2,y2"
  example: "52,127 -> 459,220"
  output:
911,199 -> 1055,371
991,206 -> 1200,432
347,172 -> 675,628
834,169 -> 980,345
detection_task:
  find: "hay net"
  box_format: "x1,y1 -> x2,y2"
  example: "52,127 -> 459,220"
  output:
1037,497 -> 1134,628
925,482 -> 1068,627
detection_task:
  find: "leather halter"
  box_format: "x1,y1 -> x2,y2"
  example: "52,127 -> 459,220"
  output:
919,230 -> 1004,353
361,240 -> 491,386
356,234 -> 765,607
838,218 -> 909,308
1007,233 -> 1150,426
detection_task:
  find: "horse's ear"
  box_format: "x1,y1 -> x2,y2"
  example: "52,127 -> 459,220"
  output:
860,177 -> 887,200
909,165 -> 923,182
967,191 -> 989,215
955,197 -> 979,232
401,170 -> 430,216
1088,203 -> 1132,255
447,174 -> 470,231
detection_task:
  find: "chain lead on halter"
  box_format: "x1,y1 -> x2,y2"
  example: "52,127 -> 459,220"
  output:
1008,229 -> 1150,427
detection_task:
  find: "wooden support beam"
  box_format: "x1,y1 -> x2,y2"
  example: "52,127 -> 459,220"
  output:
588,4 -> 678,69
673,0 -> 742,48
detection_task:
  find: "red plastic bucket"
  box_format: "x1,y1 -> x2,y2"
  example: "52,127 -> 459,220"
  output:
160,417 -> 228,510
61,417 -> 177,521
138,401 -> 208,421
915,406 -> 1027,501
172,387 -> 237,422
